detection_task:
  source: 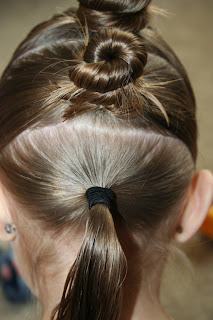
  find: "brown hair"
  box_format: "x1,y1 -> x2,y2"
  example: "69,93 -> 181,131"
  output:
0,0 -> 197,319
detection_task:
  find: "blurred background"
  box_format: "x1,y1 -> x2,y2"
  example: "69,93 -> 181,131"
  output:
0,0 -> 212,319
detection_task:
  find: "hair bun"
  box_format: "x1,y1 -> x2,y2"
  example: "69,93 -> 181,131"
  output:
77,0 -> 152,33
69,28 -> 147,93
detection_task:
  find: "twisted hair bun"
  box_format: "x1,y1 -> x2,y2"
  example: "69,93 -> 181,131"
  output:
76,0 -> 152,32
69,28 -> 147,93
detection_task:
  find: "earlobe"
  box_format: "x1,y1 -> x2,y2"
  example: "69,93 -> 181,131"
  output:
174,170 -> 213,243
0,181 -> 16,242
0,223 -> 16,242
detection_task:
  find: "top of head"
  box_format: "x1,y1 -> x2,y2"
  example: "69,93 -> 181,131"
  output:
77,0 -> 152,32
0,0 -> 197,159
69,28 -> 147,93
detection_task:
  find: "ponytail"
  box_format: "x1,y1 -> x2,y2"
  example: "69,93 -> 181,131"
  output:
51,203 -> 127,320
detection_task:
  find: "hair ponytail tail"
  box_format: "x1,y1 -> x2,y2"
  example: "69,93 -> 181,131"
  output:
51,203 -> 127,320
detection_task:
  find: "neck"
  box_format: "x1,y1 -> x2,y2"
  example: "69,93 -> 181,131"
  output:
120,292 -> 173,320
40,289 -> 173,320
39,262 -> 173,320
119,258 -> 173,320
38,231 -> 173,320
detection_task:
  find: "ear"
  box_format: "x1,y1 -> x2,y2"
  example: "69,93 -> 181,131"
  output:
174,170 -> 213,243
0,181 -> 16,242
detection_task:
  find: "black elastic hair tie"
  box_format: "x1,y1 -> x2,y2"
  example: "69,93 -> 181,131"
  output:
86,186 -> 116,210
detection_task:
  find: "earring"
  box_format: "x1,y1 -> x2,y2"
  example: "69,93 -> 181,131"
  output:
5,224 -> 16,234
176,226 -> 183,233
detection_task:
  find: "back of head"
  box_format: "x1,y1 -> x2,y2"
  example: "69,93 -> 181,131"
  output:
0,0 -> 197,319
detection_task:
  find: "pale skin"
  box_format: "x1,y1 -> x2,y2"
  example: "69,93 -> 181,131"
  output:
0,170 -> 213,320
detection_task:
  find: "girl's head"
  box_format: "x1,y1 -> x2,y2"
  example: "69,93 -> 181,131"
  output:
0,1 -> 212,319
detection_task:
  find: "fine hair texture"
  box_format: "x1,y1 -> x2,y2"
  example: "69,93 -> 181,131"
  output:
0,0 -> 197,319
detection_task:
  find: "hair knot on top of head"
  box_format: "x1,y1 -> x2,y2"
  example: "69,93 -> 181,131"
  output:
77,0 -> 152,32
69,28 -> 147,93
